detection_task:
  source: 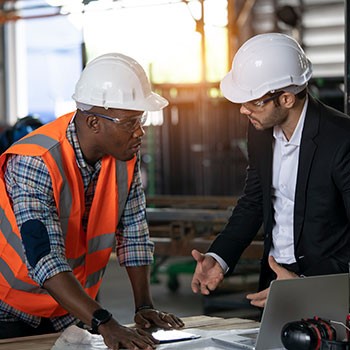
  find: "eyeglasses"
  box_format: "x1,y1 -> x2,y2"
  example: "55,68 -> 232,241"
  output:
80,110 -> 147,132
242,91 -> 284,112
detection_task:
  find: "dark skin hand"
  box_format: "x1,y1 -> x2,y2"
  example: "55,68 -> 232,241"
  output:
98,319 -> 157,350
43,271 -> 158,350
127,266 -> 185,330
135,308 -> 184,330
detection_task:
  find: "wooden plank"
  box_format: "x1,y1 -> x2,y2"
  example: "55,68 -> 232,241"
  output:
0,332 -> 59,350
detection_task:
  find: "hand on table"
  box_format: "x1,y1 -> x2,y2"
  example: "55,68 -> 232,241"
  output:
246,256 -> 299,308
191,249 -> 224,295
99,318 -> 158,350
134,308 -> 184,330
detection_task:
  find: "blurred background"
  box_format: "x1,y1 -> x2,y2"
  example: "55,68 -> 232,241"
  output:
0,0 -> 347,325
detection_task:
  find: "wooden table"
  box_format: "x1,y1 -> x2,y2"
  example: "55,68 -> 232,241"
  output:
0,315 -> 260,350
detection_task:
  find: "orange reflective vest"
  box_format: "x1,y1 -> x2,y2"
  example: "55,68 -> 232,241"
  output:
0,112 -> 137,317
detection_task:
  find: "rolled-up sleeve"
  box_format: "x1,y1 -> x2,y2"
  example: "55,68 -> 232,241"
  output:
116,159 -> 154,267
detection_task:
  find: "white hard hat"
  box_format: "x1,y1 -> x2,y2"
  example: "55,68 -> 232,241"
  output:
220,33 -> 312,103
72,53 -> 168,111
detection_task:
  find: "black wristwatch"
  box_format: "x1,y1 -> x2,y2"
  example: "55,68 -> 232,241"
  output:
91,308 -> 112,334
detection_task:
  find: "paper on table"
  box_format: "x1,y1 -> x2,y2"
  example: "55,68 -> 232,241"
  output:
156,328 -> 261,349
152,329 -> 201,343
51,325 -> 108,350
52,326 -> 200,349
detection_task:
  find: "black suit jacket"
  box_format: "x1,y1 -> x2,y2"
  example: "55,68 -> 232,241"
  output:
209,95 -> 350,289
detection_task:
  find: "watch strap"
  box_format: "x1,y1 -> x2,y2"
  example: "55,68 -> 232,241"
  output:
91,308 -> 112,334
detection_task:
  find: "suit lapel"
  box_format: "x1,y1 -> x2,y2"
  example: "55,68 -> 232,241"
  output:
253,125 -> 273,252
263,130 -> 274,254
264,132 -> 273,221
294,96 -> 320,248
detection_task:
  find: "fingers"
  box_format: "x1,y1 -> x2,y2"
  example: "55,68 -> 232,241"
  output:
101,323 -> 157,350
268,255 -> 284,275
246,288 -> 269,308
191,276 -> 203,294
155,312 -> 185,329
132,330 -> 158,349
191,249 -> 205,262
191,275 -> 219,295
192,276 -> 223,295
192,278 -> 210,295
268,256 -> 299,279
245,257 -> 299,311
135,312 -> 152,329
249,298 -> 267,308
135,309 -> 185,330
191,253 -> 224,294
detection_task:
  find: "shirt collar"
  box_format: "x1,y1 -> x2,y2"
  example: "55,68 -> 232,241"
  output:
273,95 -> 309,146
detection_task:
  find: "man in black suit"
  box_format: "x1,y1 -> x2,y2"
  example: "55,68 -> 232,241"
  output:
191,33 -> 350,307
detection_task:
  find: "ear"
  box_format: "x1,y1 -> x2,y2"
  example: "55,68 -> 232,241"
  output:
279,92 -> 296,109
86,115 -> 100,134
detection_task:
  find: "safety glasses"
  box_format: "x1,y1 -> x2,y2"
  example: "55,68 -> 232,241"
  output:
80,110 -> 147,133
242,91 -> 284,112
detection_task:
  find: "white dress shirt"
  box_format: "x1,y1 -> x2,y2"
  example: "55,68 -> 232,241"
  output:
269,97 -> 308,264
209,97 -> 309,272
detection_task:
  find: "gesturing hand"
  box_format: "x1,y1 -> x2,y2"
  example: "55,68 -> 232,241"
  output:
191,249 -> 224,295
246,256 -> 299,308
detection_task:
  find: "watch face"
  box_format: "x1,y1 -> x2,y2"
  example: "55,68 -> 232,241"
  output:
93,309 -> 112,323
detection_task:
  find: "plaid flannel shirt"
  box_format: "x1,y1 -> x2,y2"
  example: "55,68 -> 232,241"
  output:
0,119 -> 153,330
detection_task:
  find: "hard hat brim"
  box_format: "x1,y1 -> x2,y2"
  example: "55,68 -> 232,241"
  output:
220,72 -> 257,104
143,92 -> 169,111
72,91 -> 169,112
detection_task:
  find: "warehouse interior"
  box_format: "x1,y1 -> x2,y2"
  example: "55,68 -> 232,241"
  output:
0,0 -> 348,331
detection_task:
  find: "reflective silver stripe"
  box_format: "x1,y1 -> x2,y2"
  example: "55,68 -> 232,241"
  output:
15,134 -> 72,240
117,160 -> 128,223
48,145 -> 71,236
85,266 -> 106,288
88,233 -> 115,253
83,234 -> 114,288
0,207 -> 25,261
0,258 -> 48,294
14,134 -> 58,149
67,233 -> 115,269
67,254 -> 85,270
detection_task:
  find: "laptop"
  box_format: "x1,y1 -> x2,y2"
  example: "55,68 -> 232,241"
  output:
211,273 -> 349,350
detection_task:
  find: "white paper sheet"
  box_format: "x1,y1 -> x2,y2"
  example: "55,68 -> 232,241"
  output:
51,325 -> 108,350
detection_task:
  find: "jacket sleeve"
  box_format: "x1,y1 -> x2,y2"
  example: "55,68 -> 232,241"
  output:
208,126 -> 264,274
